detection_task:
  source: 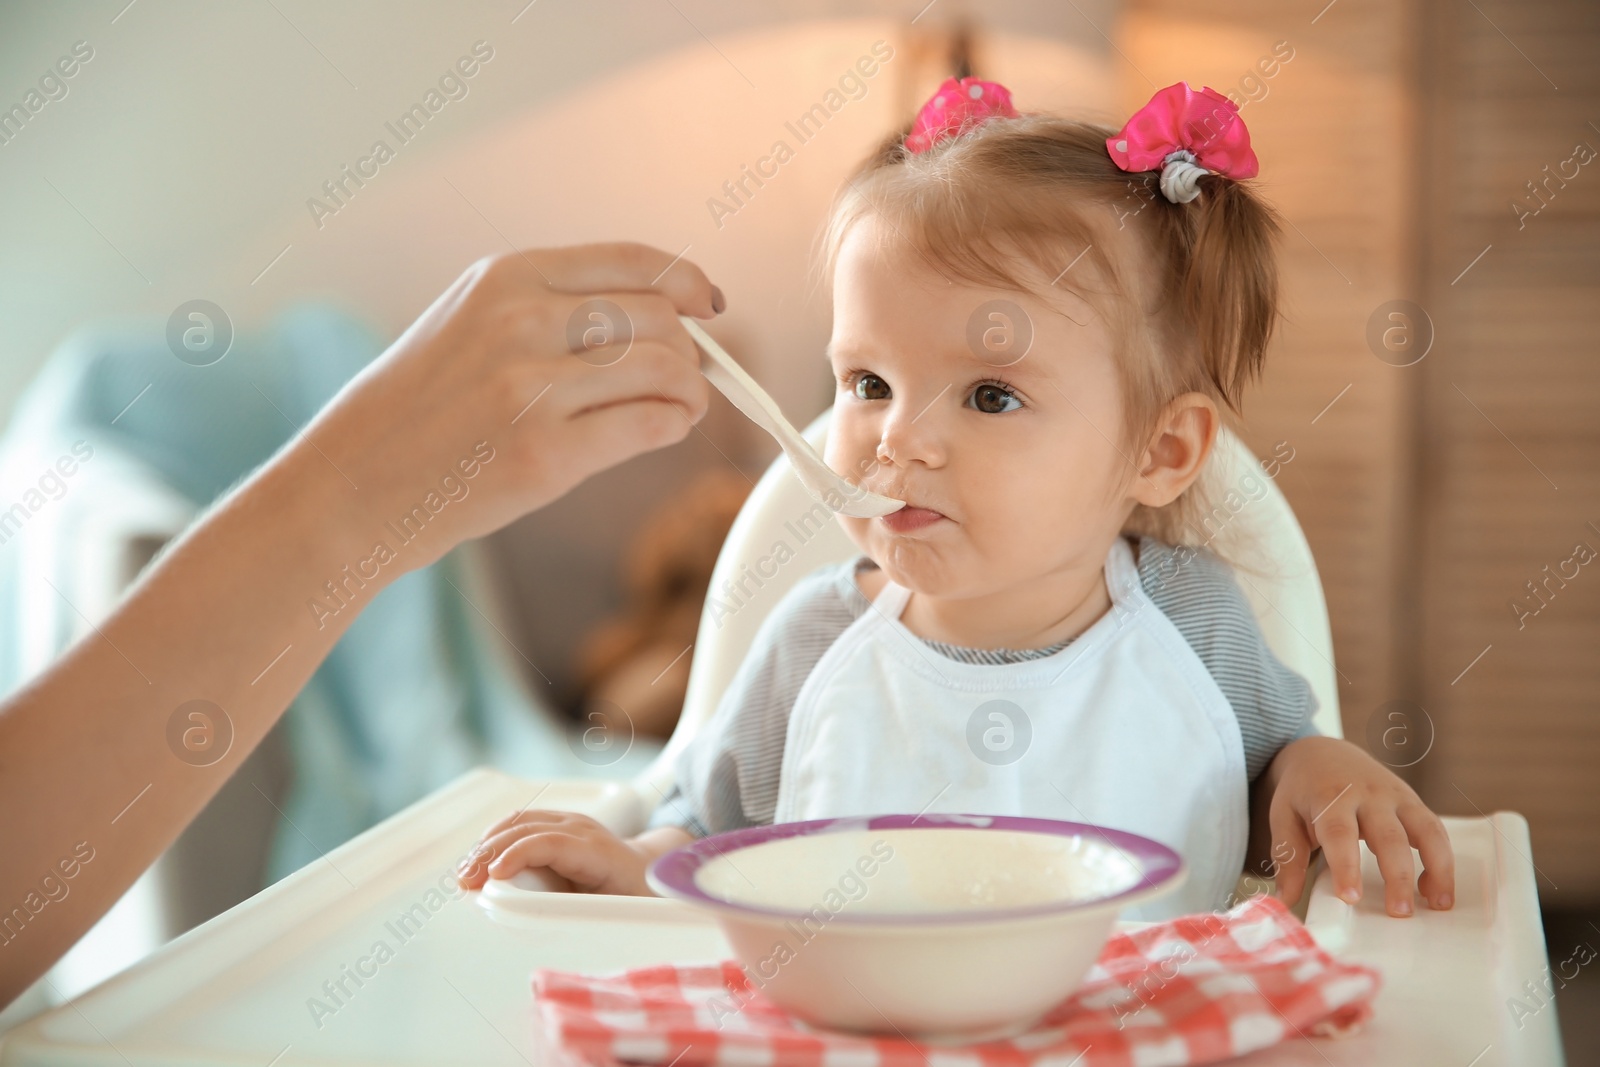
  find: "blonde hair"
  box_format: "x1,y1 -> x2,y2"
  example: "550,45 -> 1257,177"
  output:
816,111 -> 1283,549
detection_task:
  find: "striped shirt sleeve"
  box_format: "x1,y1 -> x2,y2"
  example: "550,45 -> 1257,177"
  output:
1135,538 -> 1321,779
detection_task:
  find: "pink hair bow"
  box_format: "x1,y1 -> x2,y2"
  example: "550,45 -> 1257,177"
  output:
905,76 -> 1018,154
1105,82 -> 1259,203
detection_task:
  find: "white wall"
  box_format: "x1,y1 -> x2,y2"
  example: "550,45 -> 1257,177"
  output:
0,0 -> 1116,425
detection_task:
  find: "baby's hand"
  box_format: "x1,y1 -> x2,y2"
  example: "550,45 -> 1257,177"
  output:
1262,736 -> 1454,917
455,810 -> 685,896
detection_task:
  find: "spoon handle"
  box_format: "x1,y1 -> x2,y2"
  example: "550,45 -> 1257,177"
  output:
678,316 -> 810,454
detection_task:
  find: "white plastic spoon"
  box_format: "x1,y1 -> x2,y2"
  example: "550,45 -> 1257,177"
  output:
678,315 -> 904,518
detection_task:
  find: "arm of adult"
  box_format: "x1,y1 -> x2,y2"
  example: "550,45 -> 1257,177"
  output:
0,243 -> 722,1006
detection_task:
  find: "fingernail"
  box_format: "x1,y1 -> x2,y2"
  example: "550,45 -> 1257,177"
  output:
710,285 -> 726,314
1437,893 -> 1453,910
1393,899 -> 1412,916
1339,887 -> 1361,905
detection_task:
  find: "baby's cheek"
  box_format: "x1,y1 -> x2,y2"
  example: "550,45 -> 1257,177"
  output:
823,413 -> 877,481
960,494 -> 1046,568
827,444 -> 870,485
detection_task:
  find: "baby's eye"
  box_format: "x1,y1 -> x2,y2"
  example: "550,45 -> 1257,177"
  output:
852,374 -> 891,401
969,382 -> 1022,414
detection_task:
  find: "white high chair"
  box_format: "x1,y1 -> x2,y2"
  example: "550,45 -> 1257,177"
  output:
1,414 -> 1561,1067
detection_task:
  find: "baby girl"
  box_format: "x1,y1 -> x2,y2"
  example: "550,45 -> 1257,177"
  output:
460,80 -> 1453,919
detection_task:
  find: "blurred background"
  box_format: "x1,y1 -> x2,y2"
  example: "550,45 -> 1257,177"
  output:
0,0 -> 1595,1053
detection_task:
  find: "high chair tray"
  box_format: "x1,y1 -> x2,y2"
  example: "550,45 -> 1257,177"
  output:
0,768 -> 1562,1066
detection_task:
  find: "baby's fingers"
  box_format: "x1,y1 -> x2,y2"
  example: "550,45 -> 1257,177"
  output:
1358,808 -> 1416,917
1400,803 -> 1455,910
479,806 -> 569,841
457,820 -> 573,888
1268,800 -> 1314,906
486,832 -> 614,890
456,841 -> 497,889
1311,803 -> 1364,905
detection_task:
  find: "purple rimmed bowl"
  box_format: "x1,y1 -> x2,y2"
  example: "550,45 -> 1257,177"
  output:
647,813 -> 1184,1041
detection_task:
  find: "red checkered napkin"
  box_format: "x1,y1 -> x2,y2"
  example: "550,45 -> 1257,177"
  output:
533,895 -> 1380,1067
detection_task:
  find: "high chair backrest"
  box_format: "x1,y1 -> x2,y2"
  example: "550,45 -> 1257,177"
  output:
636,409 -> 1343,808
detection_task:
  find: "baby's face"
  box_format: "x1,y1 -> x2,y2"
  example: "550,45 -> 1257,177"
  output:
826,220 -> 1137,600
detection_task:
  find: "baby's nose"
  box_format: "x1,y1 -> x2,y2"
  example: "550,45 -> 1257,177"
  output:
876,399 -> 948,467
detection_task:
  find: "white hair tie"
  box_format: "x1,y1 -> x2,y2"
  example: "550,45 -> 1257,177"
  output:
1159,149 -> 1209,204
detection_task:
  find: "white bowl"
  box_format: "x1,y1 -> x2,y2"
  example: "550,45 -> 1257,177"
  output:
647,813 -> 1185,1040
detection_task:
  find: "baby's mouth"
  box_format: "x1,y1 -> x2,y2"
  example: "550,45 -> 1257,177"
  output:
878,503 -> 947,533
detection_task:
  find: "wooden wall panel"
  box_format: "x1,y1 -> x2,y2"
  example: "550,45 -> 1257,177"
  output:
1414,0 -> 1600,905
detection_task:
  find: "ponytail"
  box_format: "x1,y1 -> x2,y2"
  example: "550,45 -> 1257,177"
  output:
1183,174 -> 1282,414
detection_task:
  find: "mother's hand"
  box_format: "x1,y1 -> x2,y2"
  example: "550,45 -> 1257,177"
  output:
312,243 -> 722,568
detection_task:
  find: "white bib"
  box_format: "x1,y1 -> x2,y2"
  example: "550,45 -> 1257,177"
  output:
774,537 -> 1248,919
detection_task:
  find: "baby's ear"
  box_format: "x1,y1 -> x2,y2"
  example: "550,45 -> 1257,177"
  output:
1130,393 -> 1218,508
